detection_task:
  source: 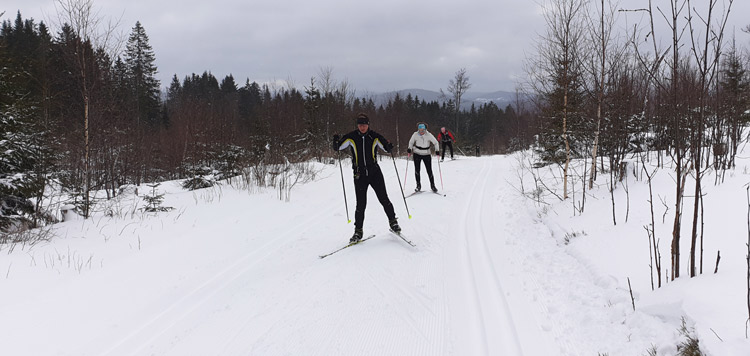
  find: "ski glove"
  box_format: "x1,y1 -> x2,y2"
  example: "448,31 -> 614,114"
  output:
435,151 -> 440,156
407,148 -> 412,154
332,134 -> 340,150
384,142 -> 394,152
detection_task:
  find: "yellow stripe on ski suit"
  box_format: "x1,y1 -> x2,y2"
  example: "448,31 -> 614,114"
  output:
338,138 -> 358,165
338,136 -> 386,166
373,138 -> 385,160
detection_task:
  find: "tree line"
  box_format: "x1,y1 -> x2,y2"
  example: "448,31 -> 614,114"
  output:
0,6 -> 533,232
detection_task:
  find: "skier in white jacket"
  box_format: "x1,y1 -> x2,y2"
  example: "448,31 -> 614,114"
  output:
407,122 -> 440,192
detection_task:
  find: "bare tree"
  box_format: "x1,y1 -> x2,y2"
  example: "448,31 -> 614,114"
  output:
685,0 -> 734,277
317,66 -> 336,142
622,0 -> 688,280
631,0 -> 692,281
442,68 -> 472,133
316,66 -> 355,154
644,158 -> 662,289
526,0 -> 588,200
53,0 -> 121,218
586,0 -> 625,190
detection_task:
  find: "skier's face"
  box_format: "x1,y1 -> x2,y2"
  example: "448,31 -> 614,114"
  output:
357,123 -> 368,134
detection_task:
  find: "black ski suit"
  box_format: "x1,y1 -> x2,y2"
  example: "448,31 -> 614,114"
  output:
333,129 -> 397,229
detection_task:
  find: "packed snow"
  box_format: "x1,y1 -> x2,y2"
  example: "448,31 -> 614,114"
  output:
1,150 -> 749,355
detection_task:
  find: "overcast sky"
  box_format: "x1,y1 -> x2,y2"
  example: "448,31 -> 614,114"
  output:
2,0 -> 749,94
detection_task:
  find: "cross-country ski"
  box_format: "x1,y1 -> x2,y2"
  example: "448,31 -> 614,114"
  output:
319,234 -> 377,259
390,229 -> 416,247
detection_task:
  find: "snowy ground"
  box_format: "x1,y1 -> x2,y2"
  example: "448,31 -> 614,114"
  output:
1,151 -> 749,355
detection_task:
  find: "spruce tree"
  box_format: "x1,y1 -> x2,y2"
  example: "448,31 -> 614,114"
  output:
124,21 -> 161,125
0,56 -> 51,231
303,78 -> 325,161
718,40 -> 750,168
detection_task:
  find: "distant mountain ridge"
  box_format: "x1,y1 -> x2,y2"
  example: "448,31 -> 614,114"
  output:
373,89 -> 522,110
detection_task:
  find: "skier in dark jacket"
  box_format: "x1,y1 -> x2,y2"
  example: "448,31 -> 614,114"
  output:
332,113 -> 401,243
437,127 -> 456,161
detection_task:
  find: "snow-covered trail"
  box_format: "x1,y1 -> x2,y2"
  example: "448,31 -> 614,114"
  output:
7,151 -> 747,355
444,158 -> 523,354
2,154 -> 563,355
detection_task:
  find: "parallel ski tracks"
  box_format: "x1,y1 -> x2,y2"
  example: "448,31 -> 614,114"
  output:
96,204 -> 339,356
458,160 -> 523,355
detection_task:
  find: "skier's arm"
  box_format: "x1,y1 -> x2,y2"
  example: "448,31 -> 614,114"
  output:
333,133 -> 354,151
407,133 -> 417,154
428,132 -> 439,149
407,133 -> 417,149
372,132 -> 394,153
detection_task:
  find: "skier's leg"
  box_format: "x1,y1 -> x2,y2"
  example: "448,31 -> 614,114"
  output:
353,175 -> 369,229
441,143 -> 446,161
448,142 -> 454,158
425,156 -> 436,189
370,167 -> 396,220
414,155 -> 423,190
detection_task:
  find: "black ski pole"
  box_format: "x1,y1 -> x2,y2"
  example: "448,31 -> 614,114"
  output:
403,154 -> 409,187
437,153 -> 444,191
391,152 -> 412,219
337,150 -> 351,223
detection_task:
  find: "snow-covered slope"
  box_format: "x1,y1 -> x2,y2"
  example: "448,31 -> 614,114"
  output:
1,152 -> 748,355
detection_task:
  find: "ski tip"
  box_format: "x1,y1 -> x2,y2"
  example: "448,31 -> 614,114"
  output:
408,215 -> 412,219
347,219 -> 352,224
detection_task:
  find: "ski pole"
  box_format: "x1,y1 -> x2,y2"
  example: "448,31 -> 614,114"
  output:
403,153 -> 410,187
337,150 -> 351,223
391,152 -> 412,219
437,153 -> 444,191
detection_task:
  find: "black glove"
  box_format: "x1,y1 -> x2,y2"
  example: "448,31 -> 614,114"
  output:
332,134 -> 340,151
407,148 -> 412,154
384,142 -> 394,152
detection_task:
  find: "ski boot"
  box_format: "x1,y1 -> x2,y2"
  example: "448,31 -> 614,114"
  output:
431,185 -> 438,193
350,228 -> 363,244
389,218 -> 401,234
415,184 -> 421,192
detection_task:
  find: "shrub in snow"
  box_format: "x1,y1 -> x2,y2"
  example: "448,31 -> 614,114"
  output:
140,183 -> 173,212
676,318 -> 704,356
212,145 -> 249,180
181,165 -> 217,191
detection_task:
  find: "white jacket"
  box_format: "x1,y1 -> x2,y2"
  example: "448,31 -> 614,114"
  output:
408,131 -> 439,156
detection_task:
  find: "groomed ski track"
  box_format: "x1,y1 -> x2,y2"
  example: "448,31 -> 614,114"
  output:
63,155 -> 556,355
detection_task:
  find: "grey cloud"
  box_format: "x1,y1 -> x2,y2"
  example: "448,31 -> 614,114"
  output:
3,0 -> 749,94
